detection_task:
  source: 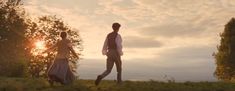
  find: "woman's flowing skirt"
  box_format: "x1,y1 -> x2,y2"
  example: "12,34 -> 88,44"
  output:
47,58 -> 75,84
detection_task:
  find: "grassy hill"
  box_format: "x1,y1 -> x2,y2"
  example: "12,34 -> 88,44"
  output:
0,77 -> 235,91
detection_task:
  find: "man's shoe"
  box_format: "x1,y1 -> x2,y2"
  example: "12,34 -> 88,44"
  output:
95,75 -> 102,86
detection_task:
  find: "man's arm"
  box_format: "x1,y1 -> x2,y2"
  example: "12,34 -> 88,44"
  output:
116,34 -> 123,56
102,36 -> 108,55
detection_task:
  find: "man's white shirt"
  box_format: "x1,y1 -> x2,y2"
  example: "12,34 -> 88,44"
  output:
102,34 -> 123,56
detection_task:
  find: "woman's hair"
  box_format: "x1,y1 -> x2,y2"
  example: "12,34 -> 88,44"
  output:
60,31 -> 67,39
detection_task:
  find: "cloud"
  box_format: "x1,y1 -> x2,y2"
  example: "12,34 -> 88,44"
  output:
123,36 -> 162,48
137,22 -> 205,38
158,45 -> 215,63
96,0 -> 155,22
125,45 -> 216,68
122,45 -> 216,81
97,0 -> 235,37
124,58 -> 216,81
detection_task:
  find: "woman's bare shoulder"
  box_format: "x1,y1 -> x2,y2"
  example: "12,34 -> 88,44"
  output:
65,39 -> 71,43
56,39 -> 62,43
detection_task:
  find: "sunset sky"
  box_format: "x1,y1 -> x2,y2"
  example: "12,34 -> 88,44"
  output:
23,0 -> 235,82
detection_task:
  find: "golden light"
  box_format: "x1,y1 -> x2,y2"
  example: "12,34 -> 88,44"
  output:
35,41 -> 46,50
31,40 -> 47,56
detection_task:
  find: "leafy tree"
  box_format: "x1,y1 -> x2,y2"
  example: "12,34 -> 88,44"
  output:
25,16 -> 82,77
0,0 -> 82,78
0,0 -> 29,77
214,18 -> 235,81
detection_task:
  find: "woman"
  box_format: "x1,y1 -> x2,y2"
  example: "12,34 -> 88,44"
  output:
44,31 -> 79,85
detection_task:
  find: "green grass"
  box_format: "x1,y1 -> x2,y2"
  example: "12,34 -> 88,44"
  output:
0,77 -> 235,91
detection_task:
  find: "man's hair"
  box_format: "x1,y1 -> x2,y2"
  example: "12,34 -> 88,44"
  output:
60,31 -> 67,39
112,22 -> 121,31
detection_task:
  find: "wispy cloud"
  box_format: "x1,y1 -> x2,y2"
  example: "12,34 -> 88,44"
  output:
124,36 -> 162,48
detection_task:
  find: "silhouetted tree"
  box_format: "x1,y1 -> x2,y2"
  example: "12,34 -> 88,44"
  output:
25,16 -> 82,78
0,0 -> 28,77
214,18 -> 235,81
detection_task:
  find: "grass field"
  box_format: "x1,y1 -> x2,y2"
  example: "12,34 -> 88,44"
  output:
0,77 -> 235,91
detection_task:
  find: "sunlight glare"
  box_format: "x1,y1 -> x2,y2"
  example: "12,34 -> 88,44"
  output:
35,41 -> 46,50
31,40 -> 47,56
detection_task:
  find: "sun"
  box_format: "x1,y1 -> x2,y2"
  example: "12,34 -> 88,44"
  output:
35,41 -> 46,50
31,40 -> 47,56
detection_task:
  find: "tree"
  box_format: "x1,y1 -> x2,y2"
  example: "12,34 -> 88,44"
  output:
0,0 -> 82,78
25,16 -> 82,78
0,0 -> 29,77
214,18 -> 235,81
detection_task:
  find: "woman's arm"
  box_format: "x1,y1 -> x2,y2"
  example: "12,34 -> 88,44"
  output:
69,47 -> 79,58
68,41 -> 79,58
43,41 -> 58,54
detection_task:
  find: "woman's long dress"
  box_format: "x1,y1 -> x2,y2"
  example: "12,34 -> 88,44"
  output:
47,39 -> 75,84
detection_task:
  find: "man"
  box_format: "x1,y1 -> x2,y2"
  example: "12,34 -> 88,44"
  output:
95,22 -> 123,86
